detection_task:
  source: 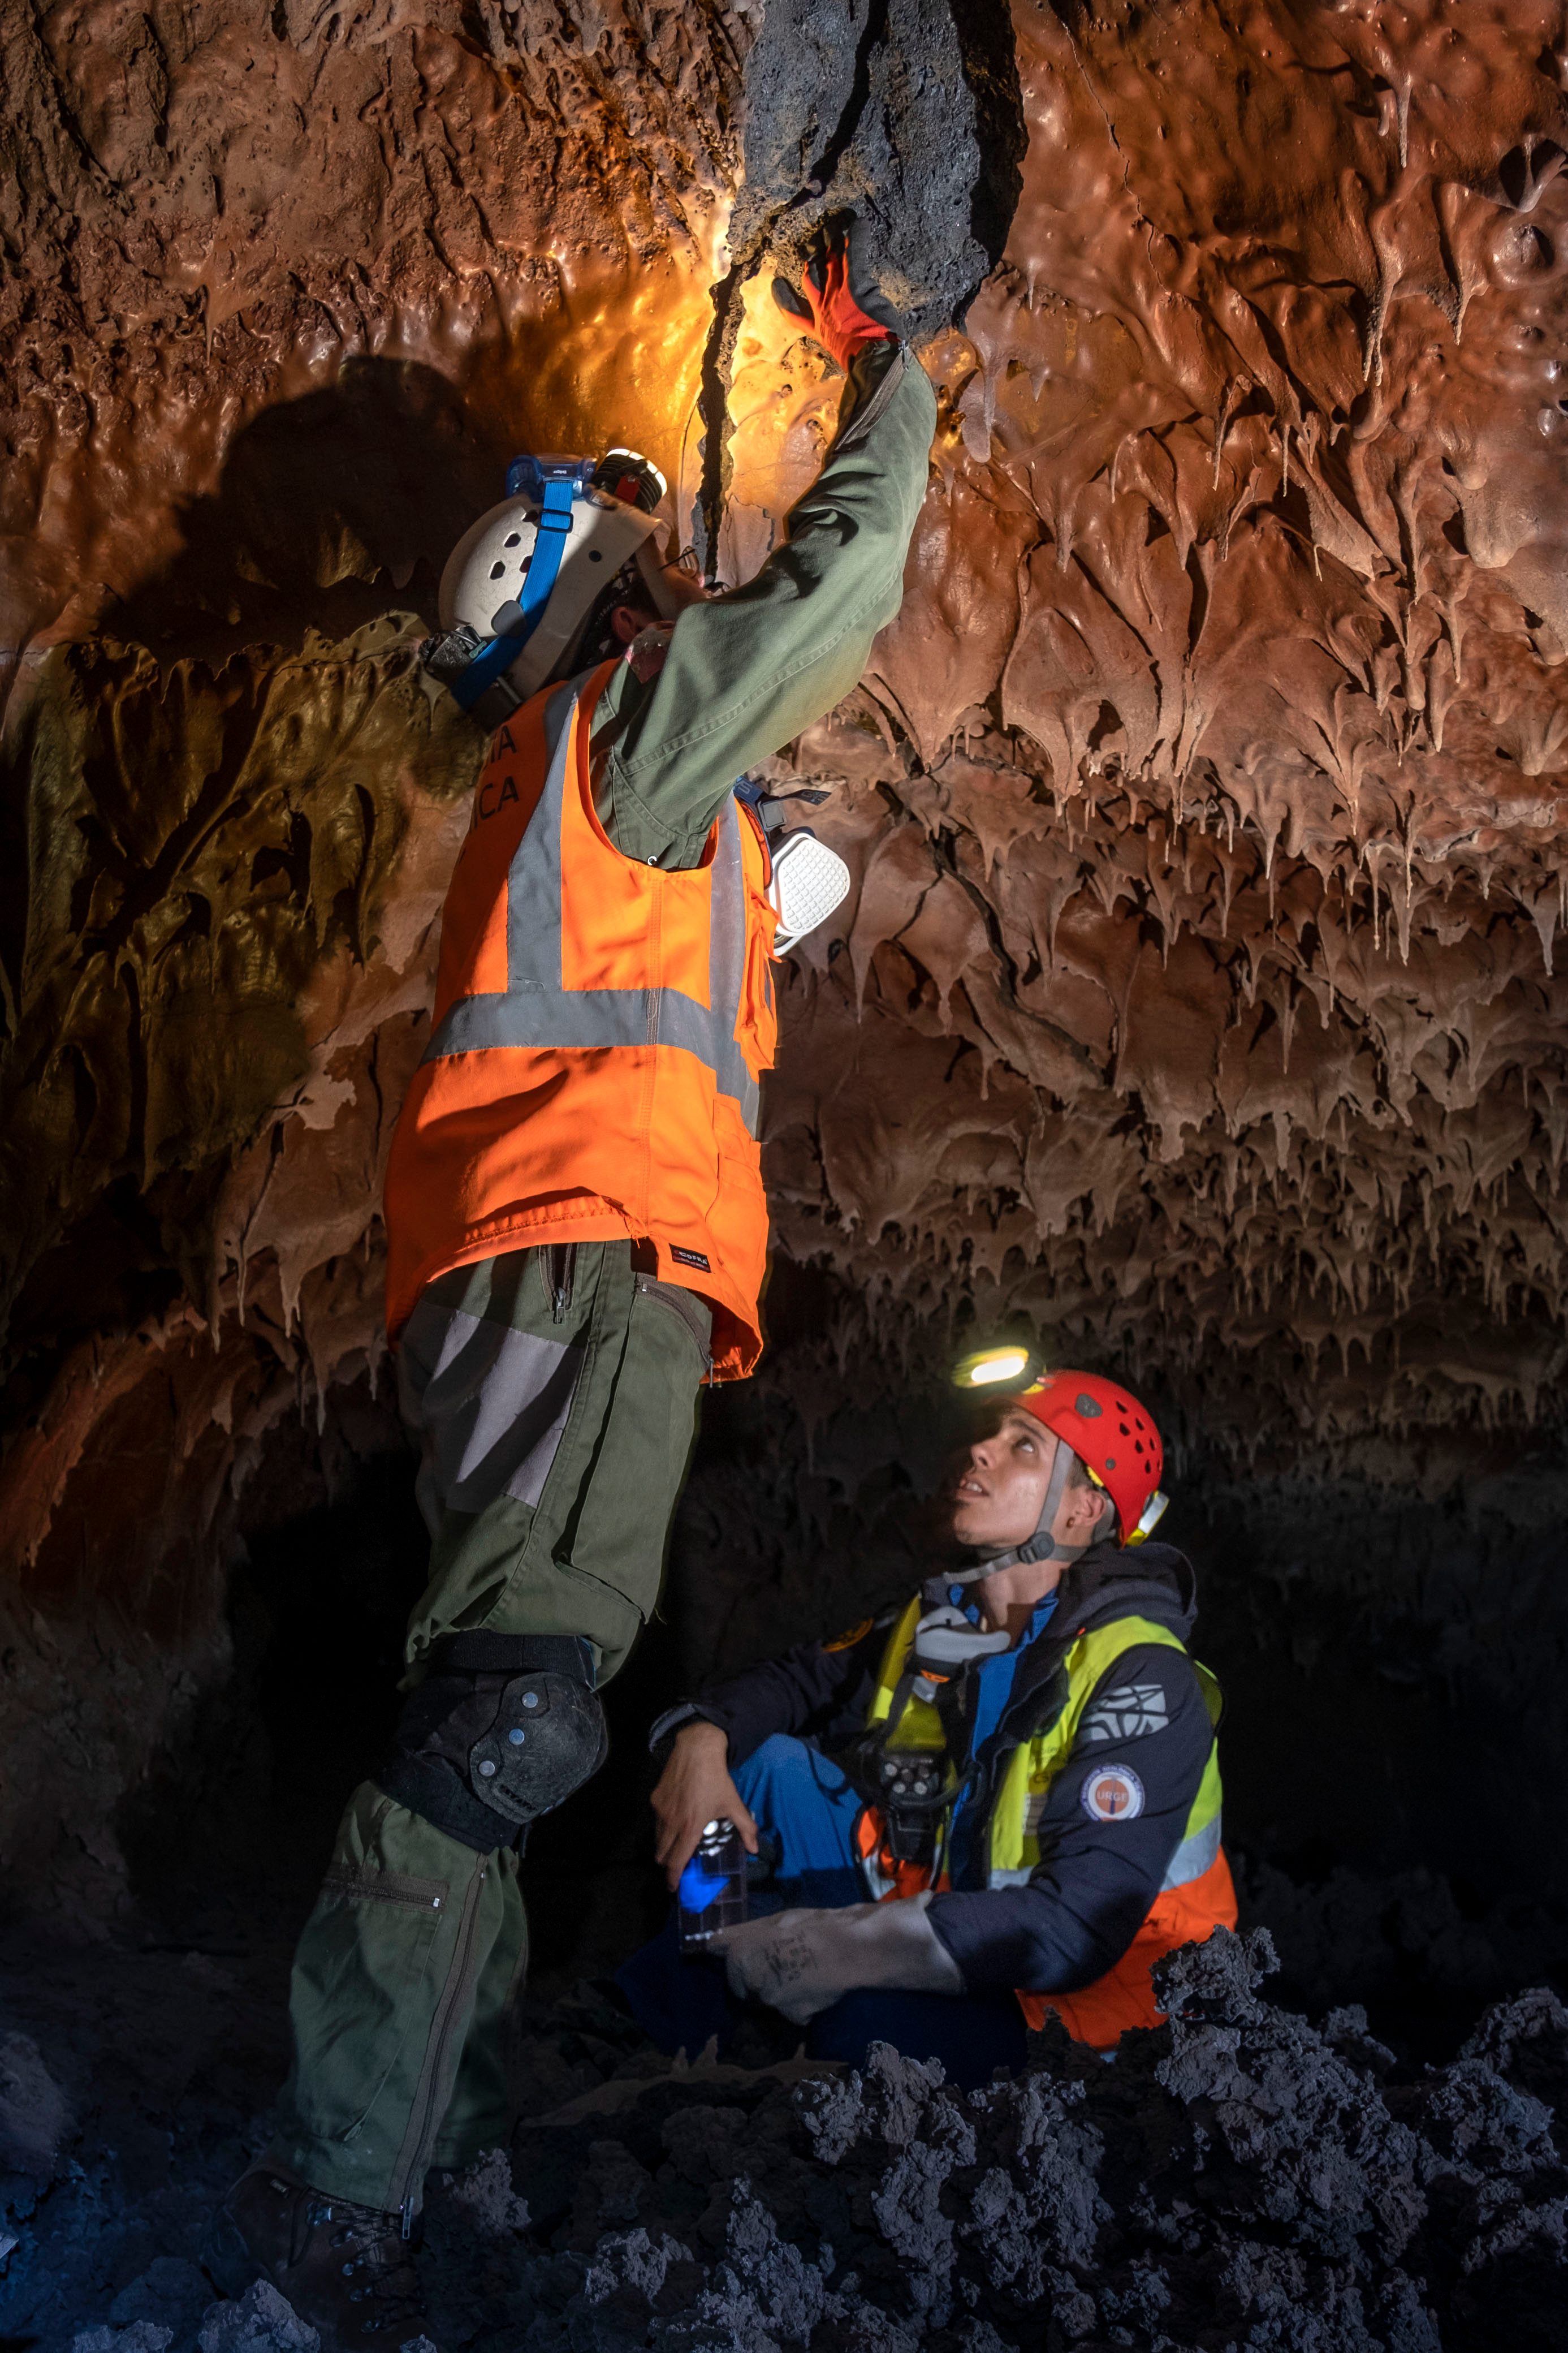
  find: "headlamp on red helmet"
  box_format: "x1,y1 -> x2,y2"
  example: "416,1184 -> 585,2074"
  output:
951,1343 -> 1044,1393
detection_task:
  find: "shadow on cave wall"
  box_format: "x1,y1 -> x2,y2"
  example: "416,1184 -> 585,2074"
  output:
1186,1471 -> 1568,2047
0,355 -> 513,1481
98,358 -> 504,669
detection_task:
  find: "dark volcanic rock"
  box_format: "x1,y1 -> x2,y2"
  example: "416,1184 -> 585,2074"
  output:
694,0 -> 1023,562
731,0 -> 1025,337
1,1920 -> 1565,2351
482,1930 -> 1566,2351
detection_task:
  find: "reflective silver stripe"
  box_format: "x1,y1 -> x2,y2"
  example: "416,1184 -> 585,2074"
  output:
502,675 -> 581,977
423,674 -> 759,1132
987,1816 -> 1223,1895
426,989 -> 759,1131
705,783 -> 749,1112
398,1296 -> 583,1519
1160,1812 -> 1221,1890
420,987 -> 758,1129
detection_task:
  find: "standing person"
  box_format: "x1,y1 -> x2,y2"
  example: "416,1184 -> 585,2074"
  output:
621,1360 -> 1236,2087
211,222 -> 936,2346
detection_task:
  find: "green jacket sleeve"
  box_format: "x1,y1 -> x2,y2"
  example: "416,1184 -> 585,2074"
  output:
593,344 -> 937,869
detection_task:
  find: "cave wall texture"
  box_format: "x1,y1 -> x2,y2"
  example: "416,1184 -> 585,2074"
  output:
3,0 -> 1568,2018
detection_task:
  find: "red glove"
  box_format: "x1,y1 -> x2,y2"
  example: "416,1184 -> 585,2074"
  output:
771,216 -> 901,372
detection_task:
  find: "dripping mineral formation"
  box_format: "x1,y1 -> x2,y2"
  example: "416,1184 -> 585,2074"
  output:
2,1 -> 1567,2347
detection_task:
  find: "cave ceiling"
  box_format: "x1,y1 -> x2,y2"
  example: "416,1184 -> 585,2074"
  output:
5,0 -> 1568,1598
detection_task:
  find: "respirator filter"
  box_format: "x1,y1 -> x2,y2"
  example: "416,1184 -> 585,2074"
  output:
767,830 -> 852,953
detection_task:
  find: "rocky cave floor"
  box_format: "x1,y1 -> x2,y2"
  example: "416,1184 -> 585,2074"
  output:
1,1886 -> 1566,2353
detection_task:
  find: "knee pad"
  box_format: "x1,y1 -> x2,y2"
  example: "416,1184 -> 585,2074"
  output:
377,1634 -> 607,1852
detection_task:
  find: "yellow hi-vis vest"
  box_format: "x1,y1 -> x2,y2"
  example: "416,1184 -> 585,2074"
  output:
865,1596 -> 1225,1896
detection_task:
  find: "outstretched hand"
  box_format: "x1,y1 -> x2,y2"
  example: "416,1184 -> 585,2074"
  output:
771,214 -> 903,373
650,1719 -> 758,1891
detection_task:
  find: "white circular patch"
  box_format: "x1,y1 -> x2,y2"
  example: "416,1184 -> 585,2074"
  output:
1080,1763 -> 1145,1824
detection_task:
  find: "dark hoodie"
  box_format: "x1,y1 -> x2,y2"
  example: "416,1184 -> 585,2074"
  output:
657,1541 -> 1216,1997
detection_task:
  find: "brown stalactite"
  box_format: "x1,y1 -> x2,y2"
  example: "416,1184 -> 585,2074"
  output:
1,0 -> 1568,1940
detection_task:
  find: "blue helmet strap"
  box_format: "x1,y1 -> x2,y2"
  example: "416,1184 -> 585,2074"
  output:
452,473 -> 583,713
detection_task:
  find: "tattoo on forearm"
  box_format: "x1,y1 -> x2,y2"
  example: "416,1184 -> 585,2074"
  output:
755,1933 -> 815,2001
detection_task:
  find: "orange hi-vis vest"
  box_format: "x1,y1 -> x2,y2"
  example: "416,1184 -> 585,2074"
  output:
383,661 -> 779,1378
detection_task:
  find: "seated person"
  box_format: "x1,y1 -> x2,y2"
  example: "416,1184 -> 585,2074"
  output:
616,1362 -> 1237,2088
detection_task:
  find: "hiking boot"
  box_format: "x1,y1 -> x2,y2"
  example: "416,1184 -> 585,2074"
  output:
206,2160 -> 427,2352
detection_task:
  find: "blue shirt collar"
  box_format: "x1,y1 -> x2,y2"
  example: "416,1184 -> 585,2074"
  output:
958,1586 -> 1061,1649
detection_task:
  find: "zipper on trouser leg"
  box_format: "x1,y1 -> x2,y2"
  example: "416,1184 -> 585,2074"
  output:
388,1857 -> 489,2227
547,1243 -> 576,1324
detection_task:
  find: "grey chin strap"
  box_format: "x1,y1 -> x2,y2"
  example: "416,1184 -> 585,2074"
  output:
948,1438 -> 1101,1587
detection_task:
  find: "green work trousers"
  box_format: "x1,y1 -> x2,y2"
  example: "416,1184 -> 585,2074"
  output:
269,1240 -> 710,2215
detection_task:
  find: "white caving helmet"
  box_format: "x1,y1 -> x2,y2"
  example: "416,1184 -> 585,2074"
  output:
433,447 -> 855,959
429,450 -> 686,726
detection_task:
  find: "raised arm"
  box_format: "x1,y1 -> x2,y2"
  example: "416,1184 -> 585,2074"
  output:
594,230 -> 938,867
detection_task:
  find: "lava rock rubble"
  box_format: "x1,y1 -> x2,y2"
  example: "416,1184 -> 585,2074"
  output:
8,1927 -> 1561,2353
474,1930 -> 1568,2351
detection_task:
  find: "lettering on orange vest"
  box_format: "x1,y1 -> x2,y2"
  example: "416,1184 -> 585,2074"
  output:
383,665 -> 779,1378
473,772 -> 521,825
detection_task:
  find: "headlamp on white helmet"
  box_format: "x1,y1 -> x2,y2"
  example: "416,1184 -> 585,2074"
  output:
423,447 -> 677,730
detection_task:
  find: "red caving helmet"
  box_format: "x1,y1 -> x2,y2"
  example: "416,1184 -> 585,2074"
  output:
1013,1369 -> 1165,1547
